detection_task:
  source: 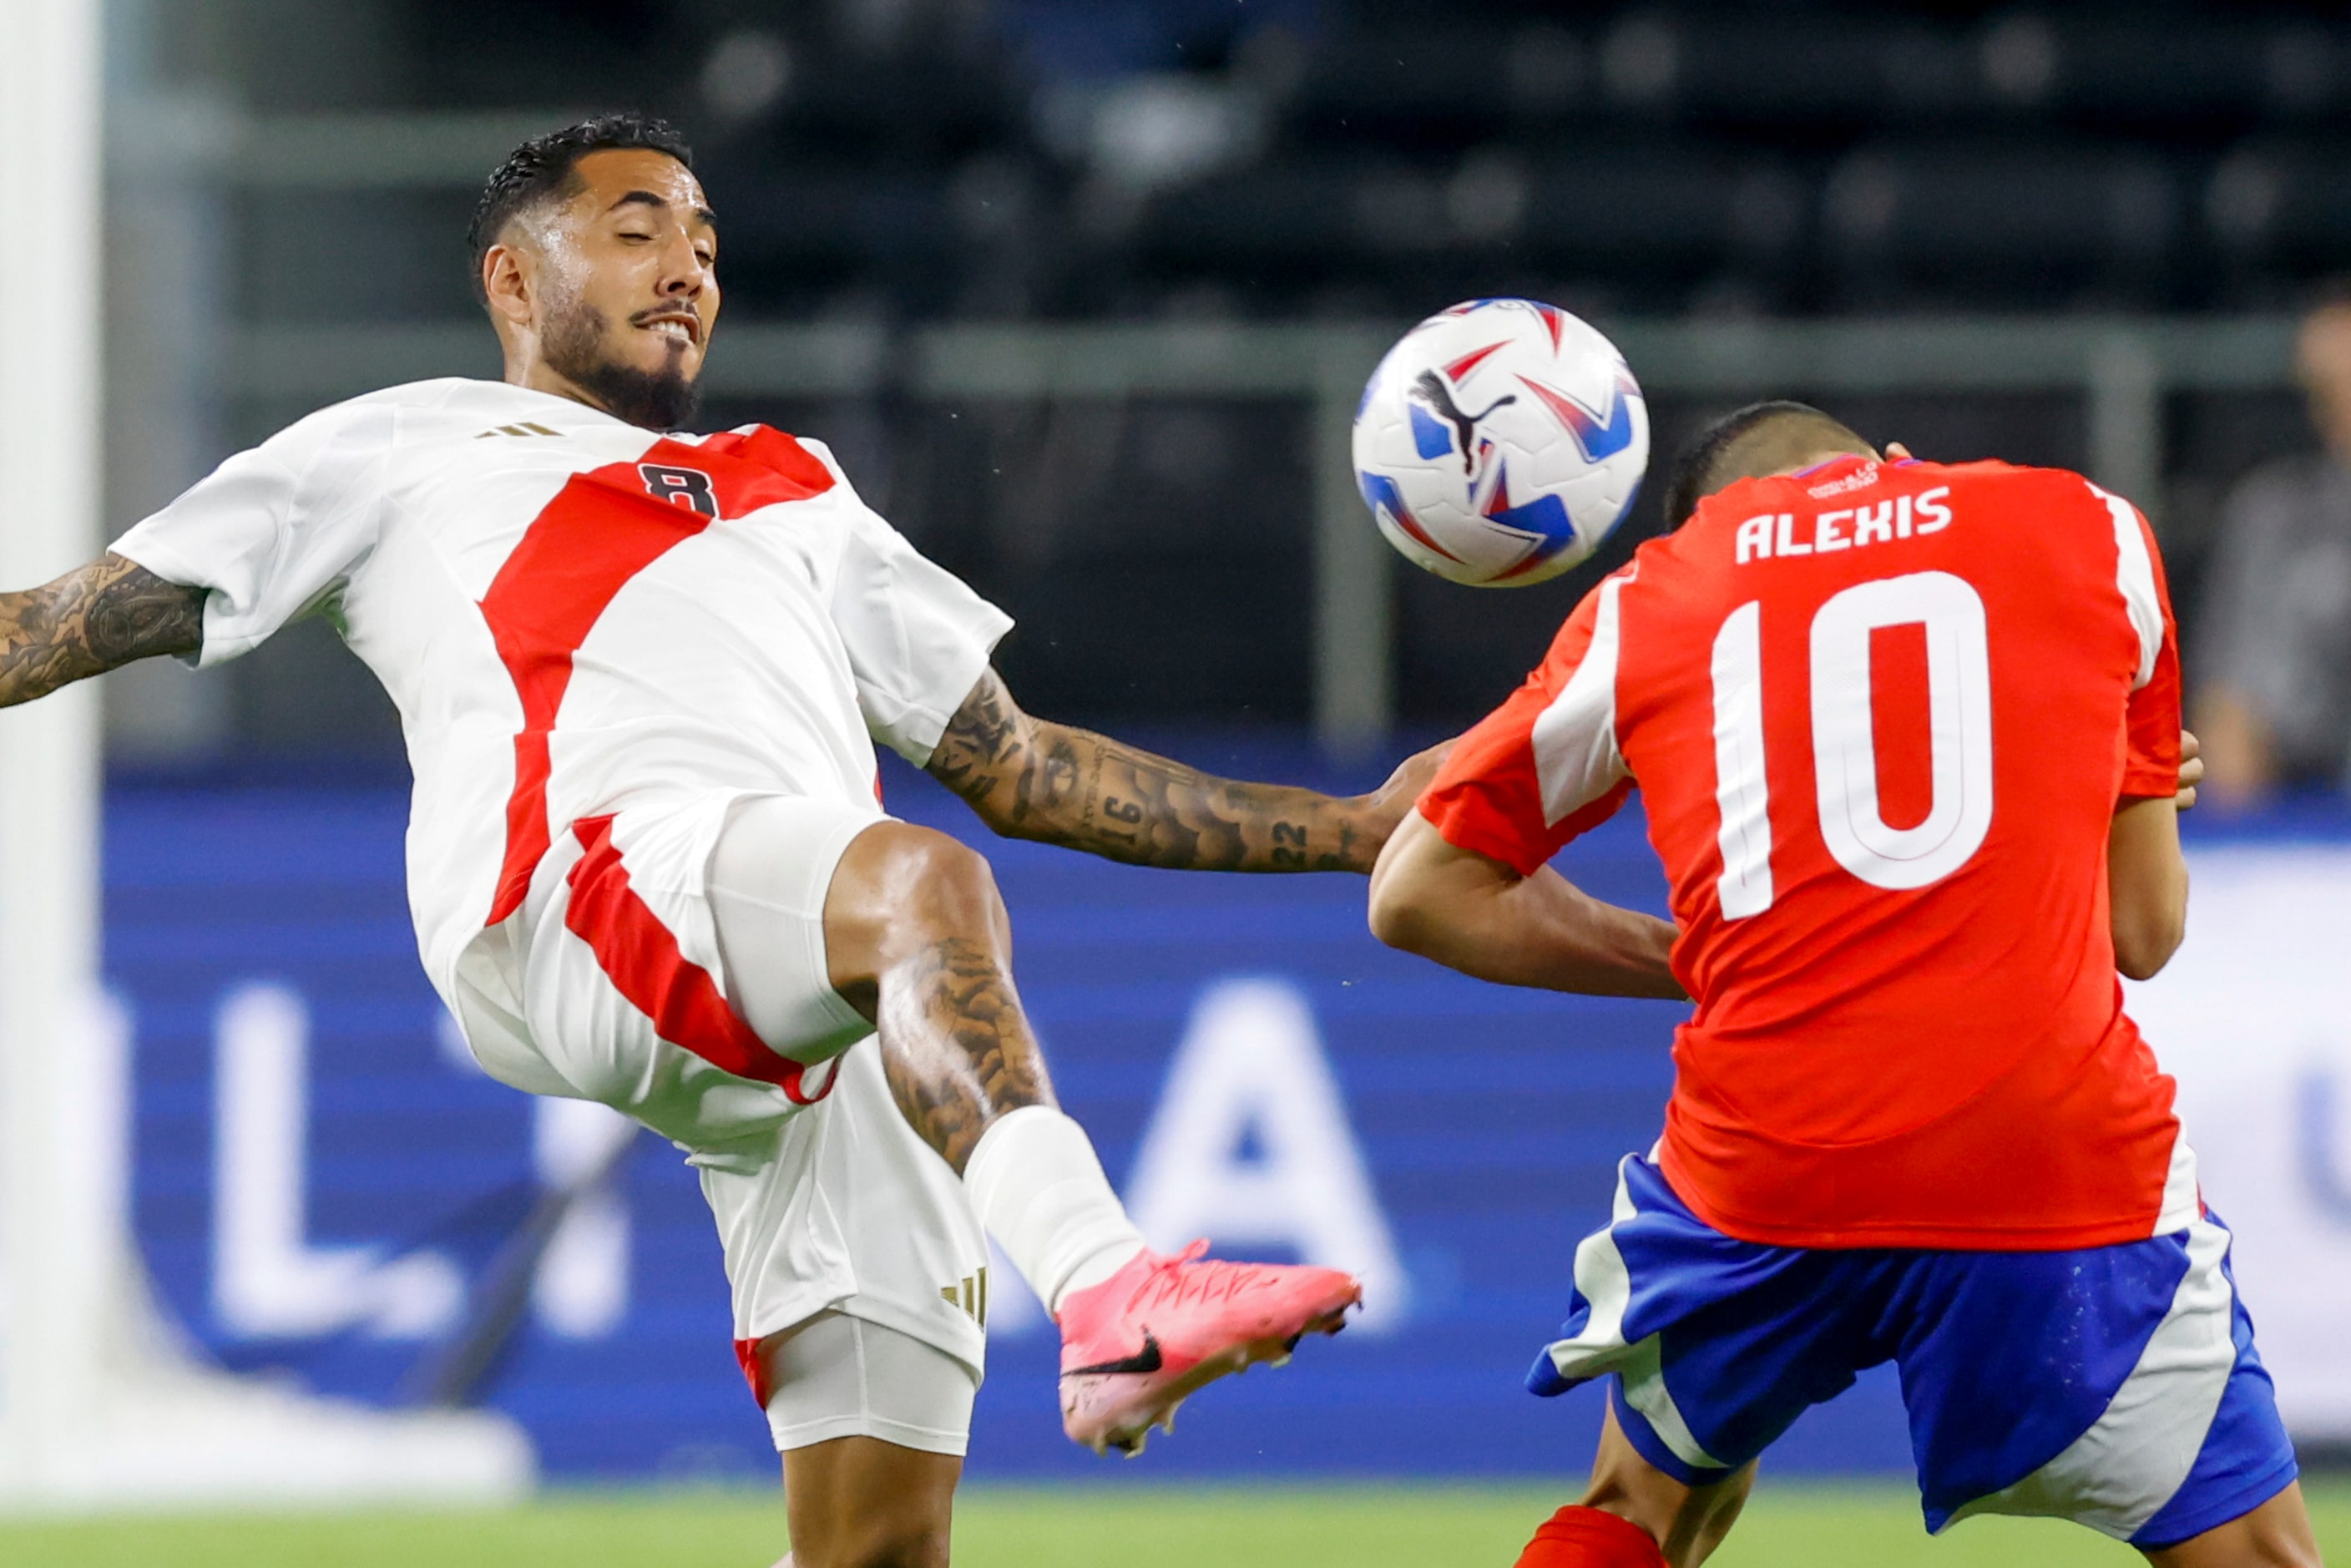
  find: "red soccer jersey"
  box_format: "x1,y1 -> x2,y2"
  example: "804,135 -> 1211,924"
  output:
1420,457 -> 2196,1250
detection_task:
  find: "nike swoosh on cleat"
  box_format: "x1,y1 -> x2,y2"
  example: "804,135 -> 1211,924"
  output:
1064,1332 -> 1164,1378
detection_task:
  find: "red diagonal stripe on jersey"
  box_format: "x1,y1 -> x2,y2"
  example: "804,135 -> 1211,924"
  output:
1442,341 -> 1509,382
477,432 -> 836,924
564,815 -> 836,1104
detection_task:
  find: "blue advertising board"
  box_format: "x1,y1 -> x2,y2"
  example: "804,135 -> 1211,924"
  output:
109,741 -> 1928,1482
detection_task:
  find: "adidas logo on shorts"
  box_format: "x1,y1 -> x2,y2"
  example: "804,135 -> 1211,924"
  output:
940,1267 -> 988,1328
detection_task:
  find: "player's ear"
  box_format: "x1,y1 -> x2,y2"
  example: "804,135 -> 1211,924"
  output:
482,241 -> 536,330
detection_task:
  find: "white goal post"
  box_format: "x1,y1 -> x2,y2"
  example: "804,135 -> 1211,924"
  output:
0,0 -> 529,1510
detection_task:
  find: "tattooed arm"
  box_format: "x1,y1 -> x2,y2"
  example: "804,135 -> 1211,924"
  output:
0,554 -> 206,708
925,666 -> 1445,874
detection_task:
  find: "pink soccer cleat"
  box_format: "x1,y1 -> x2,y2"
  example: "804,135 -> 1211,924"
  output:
1054,1240 -> 1362,1456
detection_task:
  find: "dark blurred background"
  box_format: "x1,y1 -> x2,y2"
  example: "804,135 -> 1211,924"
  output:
100,0 -> 2351,806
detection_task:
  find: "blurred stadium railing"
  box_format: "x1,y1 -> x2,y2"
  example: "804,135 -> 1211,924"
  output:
200,311 -> 2293,754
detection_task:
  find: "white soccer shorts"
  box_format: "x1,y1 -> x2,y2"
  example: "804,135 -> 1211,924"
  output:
513,789 -> 992,1450
756,1310 -> 981,1458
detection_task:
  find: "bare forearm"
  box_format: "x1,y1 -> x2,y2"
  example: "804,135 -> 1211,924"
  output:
926,669 -> 1399,873
2109,794 -> 2188,981
0,554 -> 204,708
1517,872 -> 1683,997
1386,866 -> 1683,999
1368,812 -> 1685,999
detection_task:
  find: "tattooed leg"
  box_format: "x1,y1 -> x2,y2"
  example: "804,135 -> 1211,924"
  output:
819,819 -> 1145,1316
820,819 -> 1056,1172
872,934 -> 1054,1171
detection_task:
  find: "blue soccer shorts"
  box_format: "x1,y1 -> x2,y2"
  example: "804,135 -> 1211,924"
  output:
1529,1154 -> 2299,1548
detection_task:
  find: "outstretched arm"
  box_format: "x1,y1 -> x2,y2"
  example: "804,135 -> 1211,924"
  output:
925,666 -> 1443,873
1368,809 -> 1685,999
0,554 -> 206,708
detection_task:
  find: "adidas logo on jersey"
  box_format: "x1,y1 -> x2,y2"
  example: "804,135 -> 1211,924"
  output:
475,422 -> 561,439
941,1267 -> 988,1328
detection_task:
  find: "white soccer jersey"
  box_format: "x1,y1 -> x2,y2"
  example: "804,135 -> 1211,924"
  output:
113,378 -> 1010,1089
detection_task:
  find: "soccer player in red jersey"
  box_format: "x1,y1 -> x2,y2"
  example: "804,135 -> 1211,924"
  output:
1369,402 -> 2321,1567
0,115 -> 1440,1566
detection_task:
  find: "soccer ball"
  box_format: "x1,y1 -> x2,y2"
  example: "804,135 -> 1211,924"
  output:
1352,298 -> 1649,588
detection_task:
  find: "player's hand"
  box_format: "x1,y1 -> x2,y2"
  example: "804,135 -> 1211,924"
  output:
1883,442 -> 1914,461
1355,738 -> 1457,852
2177,728 -> 2203,811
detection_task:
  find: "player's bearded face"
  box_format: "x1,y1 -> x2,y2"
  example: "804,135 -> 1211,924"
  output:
539,289 -> 703,432
531,149 -> 720,432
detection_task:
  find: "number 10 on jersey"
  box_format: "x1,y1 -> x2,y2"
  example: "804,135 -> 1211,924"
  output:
1711,569 -> 1994,918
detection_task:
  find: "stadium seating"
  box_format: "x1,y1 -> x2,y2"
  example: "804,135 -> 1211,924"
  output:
177,0 -> 2351,746
1818,140 -> 2182,307
214,3 -> 2351,325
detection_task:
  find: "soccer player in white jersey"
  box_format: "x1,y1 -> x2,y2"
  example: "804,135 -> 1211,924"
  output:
0,114 -> 1439,1566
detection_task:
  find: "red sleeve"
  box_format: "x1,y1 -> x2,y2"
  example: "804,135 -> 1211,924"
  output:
1416,581 -> 1633,877
2120,512 -> 2182,802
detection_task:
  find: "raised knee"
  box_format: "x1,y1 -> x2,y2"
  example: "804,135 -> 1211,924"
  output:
827,822 -> 1016,1009
886,828 -> 1006,940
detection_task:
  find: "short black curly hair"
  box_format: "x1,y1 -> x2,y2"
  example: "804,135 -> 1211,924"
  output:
467,112 -> 695,304
1661,400 -> 1870,529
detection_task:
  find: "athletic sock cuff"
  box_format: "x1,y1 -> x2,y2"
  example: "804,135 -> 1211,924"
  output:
963,1106 -> 1145,1315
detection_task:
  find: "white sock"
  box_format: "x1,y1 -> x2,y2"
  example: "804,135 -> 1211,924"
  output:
963,1106 -> 1146,1317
